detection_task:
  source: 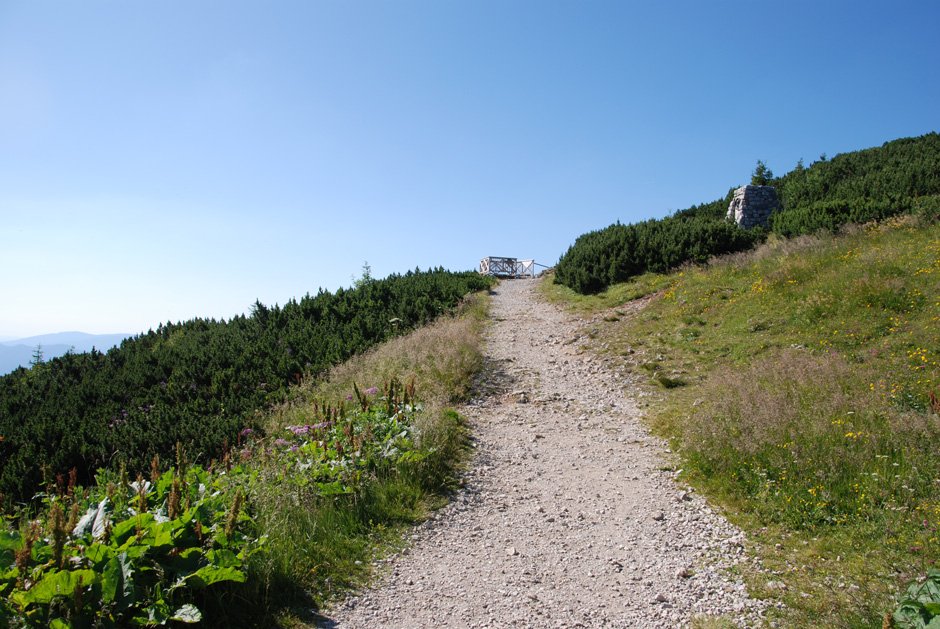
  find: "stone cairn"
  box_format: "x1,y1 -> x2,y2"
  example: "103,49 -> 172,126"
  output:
727,185 -> 781,229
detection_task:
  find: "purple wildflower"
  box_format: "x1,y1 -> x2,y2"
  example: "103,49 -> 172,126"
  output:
364,387 -> 379,395
345,394 -> 353,400
241,428 -> 254,436
274,438 -> 290,447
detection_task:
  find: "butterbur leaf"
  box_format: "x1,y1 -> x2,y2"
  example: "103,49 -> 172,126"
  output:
896,600 -> 932,628
0,530 -> 21,550
155,469 -> 175,498
168,547 -> 204,578
171,604 -> 202,623
925,602 -> 940,615
132,598 -> 170,626
101,558 -> 119,604
921,579 -> 940,604
72,506 -> 97,538
23,568 -> 96,605
128,479 -> 151,494
72,498 -> 111,539
114,514 -> 159,549
101,552 -> 134,609
187,565 -> 246,589
148,523 -> 174,551
32,541 -> 54,564
92,498 -> 112,539
111,518 -> 139,546
84,543 -> 115,568
123,544 -> 148,560
0,531 -> 18,567
206,549 -> 240,569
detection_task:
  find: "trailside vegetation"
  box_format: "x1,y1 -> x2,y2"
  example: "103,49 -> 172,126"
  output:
0,379 -> 474,627
0,268 -> 495,505
770,133 -> 940,237
1,275 -> 493,627
554,132 -> 940,294
552,212 -> 760,294
544,215 -> 940,627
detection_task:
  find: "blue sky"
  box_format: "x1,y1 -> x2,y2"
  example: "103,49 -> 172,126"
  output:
1,1 -> 938,338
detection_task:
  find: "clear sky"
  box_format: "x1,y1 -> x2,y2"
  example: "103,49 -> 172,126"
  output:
1,1 -> 938,338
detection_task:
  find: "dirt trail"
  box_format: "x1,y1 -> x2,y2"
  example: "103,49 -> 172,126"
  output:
321,278 -> 768,627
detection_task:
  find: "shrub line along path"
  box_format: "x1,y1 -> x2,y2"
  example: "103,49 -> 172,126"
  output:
322,278 -> 770,628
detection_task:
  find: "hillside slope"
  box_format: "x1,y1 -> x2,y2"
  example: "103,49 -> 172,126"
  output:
555,132 -> 940,294
545,215 -> 940,627
0,269 -> 494,504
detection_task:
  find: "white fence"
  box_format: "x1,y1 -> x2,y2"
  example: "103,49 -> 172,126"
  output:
478,257 -> 537,278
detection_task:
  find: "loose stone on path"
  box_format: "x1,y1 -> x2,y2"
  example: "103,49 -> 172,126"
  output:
321,278 -> 768,628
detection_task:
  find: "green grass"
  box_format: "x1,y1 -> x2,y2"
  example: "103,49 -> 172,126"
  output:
249,291 -> 490,625
1,291 -> 491,628
246,407 -> 472,624
551,215 -> 940,628
539,270 -> 676,312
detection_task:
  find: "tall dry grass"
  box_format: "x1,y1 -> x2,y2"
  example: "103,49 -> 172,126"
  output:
267,291 -> 490,435
675,349 -> 940,528
243,290 -> 492,617
706,232 -> 826,271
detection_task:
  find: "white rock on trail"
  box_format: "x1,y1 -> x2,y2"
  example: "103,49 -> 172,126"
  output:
320,278 -> 768,628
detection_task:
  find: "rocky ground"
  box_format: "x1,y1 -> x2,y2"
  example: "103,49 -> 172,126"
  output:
319,278 -> 771,627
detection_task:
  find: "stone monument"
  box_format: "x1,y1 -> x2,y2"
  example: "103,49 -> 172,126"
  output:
727,185 -> 781,229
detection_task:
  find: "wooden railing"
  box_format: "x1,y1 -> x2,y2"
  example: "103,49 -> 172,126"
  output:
478,257 -> 539,277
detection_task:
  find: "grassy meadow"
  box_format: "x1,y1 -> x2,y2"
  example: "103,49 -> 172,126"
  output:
542,215 -> 940,628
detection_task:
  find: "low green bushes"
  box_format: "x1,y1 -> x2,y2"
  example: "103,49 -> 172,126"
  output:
1,283 -> 491,627
1,380 -> 471,627
553,214 -> 761,294
554,132 -> 940,295
0,269 -> 494,505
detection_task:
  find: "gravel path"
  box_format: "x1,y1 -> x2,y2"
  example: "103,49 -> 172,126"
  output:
321,278 -> 770,627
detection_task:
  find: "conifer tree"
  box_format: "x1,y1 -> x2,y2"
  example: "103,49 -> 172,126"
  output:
751,159 -> 773,186
30,343 -> 44,367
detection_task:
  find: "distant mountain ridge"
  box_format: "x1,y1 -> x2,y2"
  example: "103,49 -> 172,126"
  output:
0,332 -> 132,375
